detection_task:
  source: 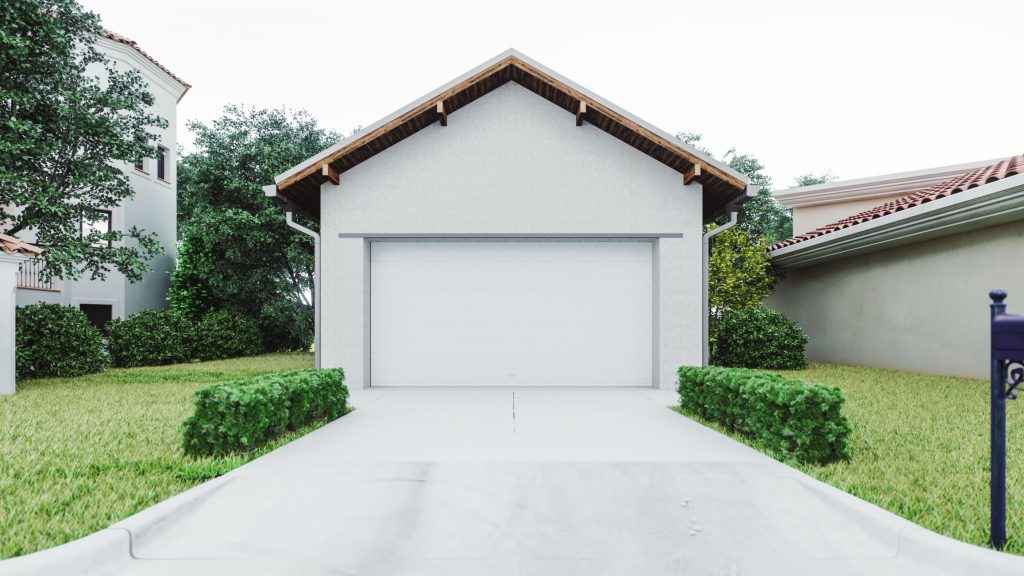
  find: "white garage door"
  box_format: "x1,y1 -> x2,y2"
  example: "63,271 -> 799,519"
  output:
370,240 -> 653,386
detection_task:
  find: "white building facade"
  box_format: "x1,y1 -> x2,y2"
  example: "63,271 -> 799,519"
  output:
15,32 -> 189,330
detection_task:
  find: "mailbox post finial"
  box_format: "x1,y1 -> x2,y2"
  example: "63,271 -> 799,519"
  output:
992,289 -> 1008,319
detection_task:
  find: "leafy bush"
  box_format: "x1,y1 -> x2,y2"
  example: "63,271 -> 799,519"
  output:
712,305 -> 808,369
107,310 -> 197,367
678,365 -> 850,463
15,303 -> 107,379
194,310 -> 262,362
182,368 -> 347,456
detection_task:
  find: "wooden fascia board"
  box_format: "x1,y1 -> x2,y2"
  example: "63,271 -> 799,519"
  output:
277,55 -> 745,196
510,59 -> 746,193
277,56 -> 518,192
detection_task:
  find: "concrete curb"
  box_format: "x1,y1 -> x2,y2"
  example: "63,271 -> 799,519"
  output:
792,470 -> 1024,574
0,529 -> 130,576
0,476 -> 235,574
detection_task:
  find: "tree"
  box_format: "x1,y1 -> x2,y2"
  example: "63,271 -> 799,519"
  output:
171,106 -> 339,351
720,149 -> 794,245
794,171 -> 837,187
707,226 -> 774,311
1,0 -> 166,281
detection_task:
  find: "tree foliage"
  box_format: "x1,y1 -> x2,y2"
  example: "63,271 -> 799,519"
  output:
172,106 -> 339,351
794,171 -> 837,187
707,226 -> 774,311
1,0 -> 166,281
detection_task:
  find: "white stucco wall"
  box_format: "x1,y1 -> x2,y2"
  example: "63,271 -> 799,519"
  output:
767,220 -> 1024,379
14,37 -> 180,318
0,256 -> 24,395
320,83 -> 703,388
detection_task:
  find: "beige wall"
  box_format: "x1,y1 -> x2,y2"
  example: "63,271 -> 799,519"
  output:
767,220 -> 1024,379
792,194 -> 905,236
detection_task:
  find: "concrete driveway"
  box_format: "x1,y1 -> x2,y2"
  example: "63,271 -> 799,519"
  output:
4,388 -> 1024,575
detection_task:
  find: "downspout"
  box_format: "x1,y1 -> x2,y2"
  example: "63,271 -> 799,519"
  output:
285,208 -> 321,370
702,212 -> 738,366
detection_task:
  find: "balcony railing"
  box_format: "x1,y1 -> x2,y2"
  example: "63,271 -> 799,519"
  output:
18,259 -> 59,292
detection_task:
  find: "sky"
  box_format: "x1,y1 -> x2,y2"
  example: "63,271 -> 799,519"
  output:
81,0 -> 1023,191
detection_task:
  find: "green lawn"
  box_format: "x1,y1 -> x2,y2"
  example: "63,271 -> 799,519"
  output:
0,352 -> 317,560
677,363 -> 1024,554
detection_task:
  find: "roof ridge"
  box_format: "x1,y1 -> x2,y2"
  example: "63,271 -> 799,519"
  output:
769,153 -> 1024,251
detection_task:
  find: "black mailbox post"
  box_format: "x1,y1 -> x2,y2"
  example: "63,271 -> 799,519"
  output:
990,289 -> 1024,549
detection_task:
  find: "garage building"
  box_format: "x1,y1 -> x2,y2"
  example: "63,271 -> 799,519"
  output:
264,50 -> 753,389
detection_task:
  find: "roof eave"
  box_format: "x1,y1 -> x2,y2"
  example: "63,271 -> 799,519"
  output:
770,174 -> 1024,269
272,49 -> 748,211
773,157 -> 1006,209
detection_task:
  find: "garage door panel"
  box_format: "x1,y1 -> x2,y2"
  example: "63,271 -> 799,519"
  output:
371,355 -> 651,387
372,304 -> 651,326
371,290 -> 650,312
372,319 -> 653,340
370,241 -> 654,387
372,275 -> 651,294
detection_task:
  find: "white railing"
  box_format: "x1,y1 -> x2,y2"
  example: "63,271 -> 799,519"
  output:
17,259 -> 58,291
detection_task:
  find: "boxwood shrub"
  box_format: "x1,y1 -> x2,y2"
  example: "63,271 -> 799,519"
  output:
15,303 -> 107,379
107,310 -> 197,367
678,365 -> 850,463
182,368 -> 347,457
195,310 -> 262,362
712,305 -> 809,369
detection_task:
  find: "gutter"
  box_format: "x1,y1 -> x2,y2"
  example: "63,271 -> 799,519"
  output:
771,174 -> 1024,269
701,212 -> 738,366
264,185 -> 321,369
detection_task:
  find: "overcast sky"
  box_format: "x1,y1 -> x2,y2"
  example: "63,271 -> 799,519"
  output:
82,0 -> 1022,190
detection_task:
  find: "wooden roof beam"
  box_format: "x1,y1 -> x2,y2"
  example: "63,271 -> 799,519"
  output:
576,101 -> 587,126
684,163 -> 702,186
321,163 -> 340,185
436,101 -> 447,126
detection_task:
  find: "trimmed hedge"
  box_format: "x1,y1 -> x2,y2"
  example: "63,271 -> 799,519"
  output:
182,369 -> 347,457
107,310 -> 196,367
195,310 -> 262,362
678,365 -> 850,463
712,305 -> 809,369
16,303 -> 107,379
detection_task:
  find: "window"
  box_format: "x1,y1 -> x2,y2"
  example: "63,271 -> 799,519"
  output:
82,210 -> 113,248
79,304 -> 113,335
156,146 -> 167,180
133,131 -> 148,173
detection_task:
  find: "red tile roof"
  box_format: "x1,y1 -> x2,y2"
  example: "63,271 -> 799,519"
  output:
769,153 -> 1024,251
102,31 -> 191,94
0,234 -> 43,256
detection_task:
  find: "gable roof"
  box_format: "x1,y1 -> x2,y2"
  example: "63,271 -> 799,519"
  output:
101,31 -> 191,101
769,153 -> 1024,252
268,49 -> 749,220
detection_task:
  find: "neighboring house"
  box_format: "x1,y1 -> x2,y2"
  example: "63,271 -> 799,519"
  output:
15,32 -> 189,332
1,234 -> 43,396
264,49 -> 754,389
768,154 -> 1024,378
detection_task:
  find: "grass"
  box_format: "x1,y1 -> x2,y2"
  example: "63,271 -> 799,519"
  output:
675,363 -> 1024,555
0,352 -> 318,560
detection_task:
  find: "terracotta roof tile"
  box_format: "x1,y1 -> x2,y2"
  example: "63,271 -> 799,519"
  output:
102,31 -> 191,93
769,153 -> 1024,252
0,233 -> 43,256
